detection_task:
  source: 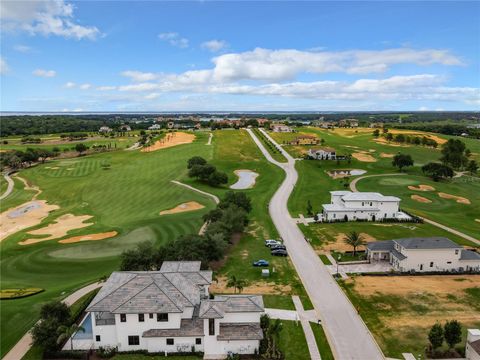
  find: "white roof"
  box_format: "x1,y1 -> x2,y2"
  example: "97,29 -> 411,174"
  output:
330,191 -> 351,196
341,192 -> 400,202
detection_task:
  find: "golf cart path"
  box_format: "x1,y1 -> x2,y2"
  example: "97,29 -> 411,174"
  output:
247,128 -> 384,360
3,282 -> 103,360
0,172 -> 15,201
171,180 -> 220,204
350,173 -> 480,245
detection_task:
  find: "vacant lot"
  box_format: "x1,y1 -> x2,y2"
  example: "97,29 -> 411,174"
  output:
340,275 -> 480,358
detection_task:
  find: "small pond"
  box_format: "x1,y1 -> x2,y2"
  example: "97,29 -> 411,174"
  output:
230,170 -> 259,189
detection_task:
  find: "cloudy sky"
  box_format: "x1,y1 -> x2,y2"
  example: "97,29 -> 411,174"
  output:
1,1 -> 479,112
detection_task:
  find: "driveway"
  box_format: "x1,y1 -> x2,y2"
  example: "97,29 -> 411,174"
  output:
247,128 -> 384,360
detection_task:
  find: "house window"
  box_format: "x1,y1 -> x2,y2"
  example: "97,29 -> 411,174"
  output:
196,338 -> 202,345
430,262 -> 434,268
138,314 -> 144,322
447,261 -> 452,264
149,313 -> 154,319
157,313 -> 168,322
455,249 -> 459,255
420,264 -> 423,271
120,314 -> 126,322
96,335 -> 101,342
128,336 -> 140,346
209,319 -> 215,335
166,338 -> 174,345
362,202 -> 364,206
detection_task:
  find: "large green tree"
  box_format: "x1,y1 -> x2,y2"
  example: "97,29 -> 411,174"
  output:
428,323 -> 444,351
444,320 -> 462,349
392,153 -> 414,172
440,139 -> 469,170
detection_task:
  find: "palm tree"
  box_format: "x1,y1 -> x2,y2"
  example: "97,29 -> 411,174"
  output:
343,231 -> 366,256
227,275 -> 246,294
57,324 -> 85,351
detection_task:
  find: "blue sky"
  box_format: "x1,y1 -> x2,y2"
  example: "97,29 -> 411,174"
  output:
1,1 -> 479,111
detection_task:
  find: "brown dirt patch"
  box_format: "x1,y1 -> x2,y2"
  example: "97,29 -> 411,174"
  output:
388,129 -> 447,145
58,231 -> 118,244
438,192 -> 471,204
408,184 -> 435,191
320,232 -> 376,252
352,152 -> 376,162
19,214 -> 94,245
0,200 -> 60,242
210,276 -> 292,295
159,201 -> 204,215
141,132 -> 195,152
380,153 -> 395,158
411,195 -> 432,203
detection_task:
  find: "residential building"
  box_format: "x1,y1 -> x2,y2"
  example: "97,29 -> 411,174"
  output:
369,122 -> 384,128
148,124 -> 162,130
289,135 -> 319,145
338,119 -> 359,128
320,191 -> 406,221
120,124 -> 132,132
467,329 -> 480,360
68,261 -> 264,358
312,120 -> 334,129
308,147 -> 336,160
271,124 -> 292,132
256,118 -> 269,126
366,237 -> 480,273
99,126 -> 113,133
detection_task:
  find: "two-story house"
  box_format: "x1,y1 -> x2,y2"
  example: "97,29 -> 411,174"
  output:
68,261 -> 264,358
366,237 -> 480,273
320,191 -> 405,221
289,135 -> 319,146
308,147 -> 336,160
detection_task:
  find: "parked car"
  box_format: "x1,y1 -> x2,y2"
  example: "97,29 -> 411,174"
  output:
265,239 -> 281,247
271,249 -> 288,257
253,259 -> 270,267
271,244 -> 286,251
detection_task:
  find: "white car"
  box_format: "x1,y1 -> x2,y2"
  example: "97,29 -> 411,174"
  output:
265,239 -> 281,247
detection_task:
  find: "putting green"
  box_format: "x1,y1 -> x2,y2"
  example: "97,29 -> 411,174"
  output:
377,177 -> 419,186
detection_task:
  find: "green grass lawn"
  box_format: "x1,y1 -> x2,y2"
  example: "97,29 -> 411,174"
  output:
311,324 -> 335,360
252,128 -> 287,163
277,320 -> 310,359
262,295 -> 295,310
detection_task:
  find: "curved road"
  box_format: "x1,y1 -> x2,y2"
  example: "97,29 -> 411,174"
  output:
0,172 -> 15,201
248,128 -> 384,360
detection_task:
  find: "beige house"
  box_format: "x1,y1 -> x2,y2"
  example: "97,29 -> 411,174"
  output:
289,135 -> 319,145
271,124 -> 292,132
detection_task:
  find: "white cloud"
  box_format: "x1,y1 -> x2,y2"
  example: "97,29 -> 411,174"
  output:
97,85 -> 116,91
201,39 -> 228,52
33,69 -> 56,77
145,93 -> 160,100
0,57 -> 9,74
64,81 -> 76,88
121,70 -> 159,82
79,83 -> 91,90
158,32 -> 189,48
1,0 -> 100,40
14,44 -> 33,53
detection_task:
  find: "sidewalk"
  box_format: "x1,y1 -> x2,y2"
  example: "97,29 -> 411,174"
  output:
292,296 -> 322,360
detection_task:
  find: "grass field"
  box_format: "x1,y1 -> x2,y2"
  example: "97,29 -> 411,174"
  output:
339,275 -> 480,358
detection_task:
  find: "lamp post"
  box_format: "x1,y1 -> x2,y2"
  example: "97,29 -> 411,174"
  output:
336,254 -> 342,276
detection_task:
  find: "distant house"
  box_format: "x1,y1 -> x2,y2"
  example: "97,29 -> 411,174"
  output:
467,329 -> 480,360
120,124 -> 132,132
167,121 -> 175,129
271,124 -> 292,132
312,120 -> 334,129
256,118 -> 269,126
320,191 -> 407,222
148,124 -> 162,130
289,135 -> 319,145
369,122 -> 384,129
308,147 -> 336,160
338,119 -> 359,128
99,126 -> 113,133
67,261 -> 264,357
366,237 -> 480,273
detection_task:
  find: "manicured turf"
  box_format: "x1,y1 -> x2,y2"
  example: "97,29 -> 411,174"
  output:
277,320 -> 310,359
262,294 -> 295,310
311,324 -> 335,360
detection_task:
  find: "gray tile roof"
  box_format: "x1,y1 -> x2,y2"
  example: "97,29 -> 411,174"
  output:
470,339 -> 480,355
394,237 -> 461,250
160,261 -> 202,273
199,295 -> 264,319
391,248 -> 407,261
198,301 -> 225,319
460,249 -> 480,261
217,323 -> 263,341
142,318 -> 204,338
366,240 -> 395,251
87,263 -> 212,314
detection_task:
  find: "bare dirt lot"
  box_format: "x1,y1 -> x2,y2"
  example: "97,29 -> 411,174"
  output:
159,201 -> 204,215
141,132 -> 195,152
210,276 -> 292,295
316,232 -> 376,253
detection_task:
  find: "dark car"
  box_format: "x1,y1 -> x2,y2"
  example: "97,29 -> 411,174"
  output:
271,244 -> 286,251
271,249 -> 288,257
253,259 -> 270,267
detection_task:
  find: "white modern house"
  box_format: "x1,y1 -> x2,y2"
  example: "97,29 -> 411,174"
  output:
68,262 -> 264,358
467,329 -> 480,360
148,124 -> 162,130
320,191 -> 407,221
366,237 -> 480,273
308,147 -> 336,160
99,126 -> 113,133
271,124 -> 292,132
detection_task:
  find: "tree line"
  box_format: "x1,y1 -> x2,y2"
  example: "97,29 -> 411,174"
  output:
187,156 -> 228,187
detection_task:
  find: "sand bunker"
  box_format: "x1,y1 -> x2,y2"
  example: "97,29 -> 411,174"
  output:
58,231 -> 118,244
352,152 -> 376,162
380,153 -> 395,158
0,201 -> 60,242
19,214 -> 94,245
408,184 -> 435,192
318,232 -> 376,252
14,176 -> 41,199
141,132 -> 195,152
411,195 -> 432,203
230,170 -> 259,189
160,201 -> 204,215
476,219 -> 480,223
438,192 -> 471,204
327,169 -> 366,179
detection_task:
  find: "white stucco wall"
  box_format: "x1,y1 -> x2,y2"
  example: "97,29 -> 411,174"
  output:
399,248 -> 463,272
146,336 -> 204,353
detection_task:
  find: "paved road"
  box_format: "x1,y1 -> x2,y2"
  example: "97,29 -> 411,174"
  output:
247,128 -> 384,360
3,282 -> 103,360
0,172 -> 15,201
350,173 -> 480,245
